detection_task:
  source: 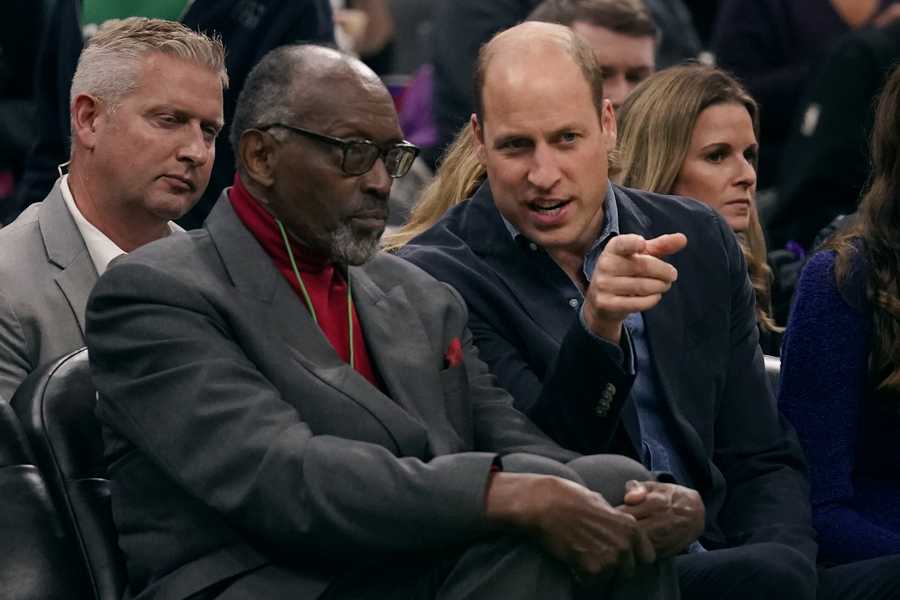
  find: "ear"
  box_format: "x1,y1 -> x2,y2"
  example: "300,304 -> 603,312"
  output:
71,93 -> 103,150
470,114 -> 487,164
239,130 -> 278,188
600,98 -> 617,146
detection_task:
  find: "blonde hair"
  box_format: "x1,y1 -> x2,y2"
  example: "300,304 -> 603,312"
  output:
71,17 -> 228,112
616,64 -> 780,332
382,125 -> 486,251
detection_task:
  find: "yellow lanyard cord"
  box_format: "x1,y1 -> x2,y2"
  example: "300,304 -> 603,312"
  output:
276,219 -> 355,369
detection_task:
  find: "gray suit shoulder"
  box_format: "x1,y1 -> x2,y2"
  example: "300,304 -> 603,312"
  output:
365,250 -> 453,290
0,203 -> 44,275
104,228 -> 219,284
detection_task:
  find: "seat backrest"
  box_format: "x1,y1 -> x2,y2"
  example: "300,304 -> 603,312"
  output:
764,354 -> 782,397
0,400 -> 88,599
11,348 -> 127,600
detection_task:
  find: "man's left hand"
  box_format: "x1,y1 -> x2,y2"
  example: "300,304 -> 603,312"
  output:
617,481 -> 705,556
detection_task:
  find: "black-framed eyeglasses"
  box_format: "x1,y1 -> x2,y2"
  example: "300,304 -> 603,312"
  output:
258,123 -> 420,178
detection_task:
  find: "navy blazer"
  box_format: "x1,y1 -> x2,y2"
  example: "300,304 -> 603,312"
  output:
399,182 -> 817,561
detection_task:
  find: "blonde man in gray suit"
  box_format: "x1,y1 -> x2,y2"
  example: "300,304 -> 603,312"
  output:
0,17 -> 226,401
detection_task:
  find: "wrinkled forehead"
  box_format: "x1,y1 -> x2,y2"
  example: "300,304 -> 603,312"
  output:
292,63 -> 390,112
293,70 -> 401,139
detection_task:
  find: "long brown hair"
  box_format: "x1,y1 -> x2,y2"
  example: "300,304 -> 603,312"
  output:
832,64 -> 900,397
616,64 -> 780,332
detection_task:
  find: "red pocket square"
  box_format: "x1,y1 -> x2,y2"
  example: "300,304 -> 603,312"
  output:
444,337 -> 463,368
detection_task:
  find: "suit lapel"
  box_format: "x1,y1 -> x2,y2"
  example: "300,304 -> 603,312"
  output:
351,265 -> 464,457
40,182 -> 98,336
206,196 -> 430,457
462,183 -> 576,344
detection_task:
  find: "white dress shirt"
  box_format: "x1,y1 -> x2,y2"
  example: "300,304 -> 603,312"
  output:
60,175 -> 183,276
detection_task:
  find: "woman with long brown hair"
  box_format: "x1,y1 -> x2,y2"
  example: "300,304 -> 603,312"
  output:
778,64 -> 900,565
615,64 -> 782,353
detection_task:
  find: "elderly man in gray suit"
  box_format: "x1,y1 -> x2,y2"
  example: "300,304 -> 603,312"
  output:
0,17 -> 226,401
85,44 -> 701,599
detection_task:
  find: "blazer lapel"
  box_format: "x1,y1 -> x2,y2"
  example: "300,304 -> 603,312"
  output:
40,182 -> 98,335
616,188 -> 711,487
351,265 -> 464,457
206,196 -> 430,457
462,183 -> 576,344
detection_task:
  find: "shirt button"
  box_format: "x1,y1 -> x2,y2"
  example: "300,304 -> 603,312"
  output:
528,242 -> 538,251
568,298 -> 579,308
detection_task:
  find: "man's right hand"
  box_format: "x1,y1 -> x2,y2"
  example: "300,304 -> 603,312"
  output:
484,472 -> 656,577
582,233 -> 687,343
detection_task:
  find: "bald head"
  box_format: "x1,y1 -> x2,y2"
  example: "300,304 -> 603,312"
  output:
474,22 -> 605,125
230,44 -> 389,163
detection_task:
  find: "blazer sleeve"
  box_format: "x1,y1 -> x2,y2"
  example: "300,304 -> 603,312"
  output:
779,251 -> 900,564
87,260 -> 499,560
467,309 -> 635,456
709,216 -> 817,563
0,288 -> 32,401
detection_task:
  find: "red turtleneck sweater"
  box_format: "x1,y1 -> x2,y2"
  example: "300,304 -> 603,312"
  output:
229,174 -> 381,389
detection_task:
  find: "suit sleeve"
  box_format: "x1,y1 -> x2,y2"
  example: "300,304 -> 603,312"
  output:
468,310 -> 635,455
0,288 -> 32,401
710,216 -> 817,563
780,251 -> 900,564
87,261 -> 498,560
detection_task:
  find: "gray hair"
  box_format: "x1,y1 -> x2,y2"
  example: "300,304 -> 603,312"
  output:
70,17 -> 228,111
229,45 -> 306,161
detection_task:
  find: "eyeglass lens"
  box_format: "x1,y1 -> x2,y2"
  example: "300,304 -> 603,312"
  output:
343,142 -> 416,178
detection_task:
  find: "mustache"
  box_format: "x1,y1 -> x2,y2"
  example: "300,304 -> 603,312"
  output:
351,195 -> 389,219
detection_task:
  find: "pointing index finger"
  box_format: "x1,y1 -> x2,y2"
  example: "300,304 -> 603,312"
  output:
606,234 -> 648,257
644,233 -> 688,259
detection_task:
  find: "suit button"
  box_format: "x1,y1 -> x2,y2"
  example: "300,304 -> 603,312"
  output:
568,298 -> 579,308
594,383 -> 616,416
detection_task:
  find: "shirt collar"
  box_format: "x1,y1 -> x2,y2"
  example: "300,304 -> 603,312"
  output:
60,175 -> 183,276
499,184 -> 620,279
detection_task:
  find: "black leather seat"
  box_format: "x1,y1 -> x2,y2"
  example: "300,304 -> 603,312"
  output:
0,399 -> 87,598
11,348 -> 126,600
764,354 -> 782,397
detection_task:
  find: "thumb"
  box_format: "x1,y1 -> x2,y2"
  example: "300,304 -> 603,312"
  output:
645,233 -> 688,258
623,480 -> 648,505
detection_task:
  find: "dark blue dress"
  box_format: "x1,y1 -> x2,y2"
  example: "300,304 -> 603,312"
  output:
780,249 -> 900,564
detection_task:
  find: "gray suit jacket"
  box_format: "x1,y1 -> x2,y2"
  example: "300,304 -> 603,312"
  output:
0,179 -> 96,400
86,193 -> 575,600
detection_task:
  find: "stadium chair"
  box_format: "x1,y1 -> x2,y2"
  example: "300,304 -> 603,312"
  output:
764,354 -> 782,397
0,400 -> 87,598
11,348 -> 126,600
